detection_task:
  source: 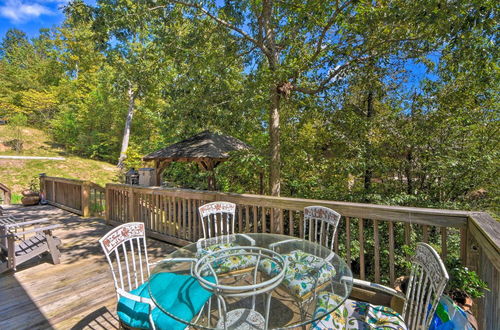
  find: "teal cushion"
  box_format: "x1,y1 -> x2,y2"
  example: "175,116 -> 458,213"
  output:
117,272 -> 214,330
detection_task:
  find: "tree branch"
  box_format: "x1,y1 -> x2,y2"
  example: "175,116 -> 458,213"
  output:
308,0 -> 353,66
150,1 -> 266,54
293,54 -> 375,95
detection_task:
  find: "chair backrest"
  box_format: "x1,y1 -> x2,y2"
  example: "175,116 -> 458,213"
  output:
303,206 -> 341,250
198,202 -> 236,239
99,222 -> 150,294
402,242 -> 449,329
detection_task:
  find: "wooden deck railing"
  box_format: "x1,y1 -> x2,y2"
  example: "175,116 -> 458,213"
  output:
105,184 -> 471,281
42,179 -> 499,328
0,182 -> 11,205
39,175 -> 105,217
105,183 -> 499,328
465,213 -> 499,330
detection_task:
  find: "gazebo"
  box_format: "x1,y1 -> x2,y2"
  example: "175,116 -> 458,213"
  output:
143,131 -> 251,189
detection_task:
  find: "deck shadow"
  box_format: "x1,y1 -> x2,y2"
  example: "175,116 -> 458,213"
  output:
70,307 -> 119,330
0,273 -> 52,330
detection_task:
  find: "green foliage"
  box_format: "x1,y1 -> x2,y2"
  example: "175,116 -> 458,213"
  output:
446,258 -> 489,299
0,0 -> 496,218
11,193 -> 22,204
122,144 -> 145,170
28,176 -> 40,193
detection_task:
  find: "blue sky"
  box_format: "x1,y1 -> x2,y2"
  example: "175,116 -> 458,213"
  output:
0,0 -> 94,38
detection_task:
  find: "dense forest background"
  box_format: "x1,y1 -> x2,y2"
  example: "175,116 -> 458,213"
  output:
0,0 -> 498,216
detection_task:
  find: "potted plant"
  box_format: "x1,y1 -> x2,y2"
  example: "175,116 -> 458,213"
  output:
21,177 -> 41,206
445,260 -> 489,311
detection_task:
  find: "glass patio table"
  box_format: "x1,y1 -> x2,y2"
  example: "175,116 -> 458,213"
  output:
149,233 -> 353,329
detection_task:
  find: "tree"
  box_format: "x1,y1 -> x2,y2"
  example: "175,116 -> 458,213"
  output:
138,0 -> 477,199
0,28 -> 63,124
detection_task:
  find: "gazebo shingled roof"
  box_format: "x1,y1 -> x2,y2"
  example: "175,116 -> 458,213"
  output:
143,131 -> 251,188
143,131 -> 251,162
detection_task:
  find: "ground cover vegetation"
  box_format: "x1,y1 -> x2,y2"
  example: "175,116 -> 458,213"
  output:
0,1 -> 498,287
0,126 -> 119,197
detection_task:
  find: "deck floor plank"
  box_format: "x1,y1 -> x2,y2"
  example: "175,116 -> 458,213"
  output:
0,205 -> 176,330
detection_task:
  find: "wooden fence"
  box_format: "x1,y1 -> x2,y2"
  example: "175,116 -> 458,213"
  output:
0,183 -> 11,205
39,175 -> 105,217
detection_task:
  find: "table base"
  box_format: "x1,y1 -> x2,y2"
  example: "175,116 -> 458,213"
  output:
216,308 -> 265,330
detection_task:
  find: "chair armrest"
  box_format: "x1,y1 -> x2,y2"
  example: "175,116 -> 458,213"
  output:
196,238 -> 204,251
10,224 -> 61,237
269,238 -> 301,251
324,251 -> 336,262
117,288 -> 155,307
149,257 -> 198,268
352,278 -> 405,298
4,218 -> 51,228
237,233 -> 255,246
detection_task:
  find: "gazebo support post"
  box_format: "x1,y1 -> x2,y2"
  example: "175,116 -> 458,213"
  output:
154,160 -> 170,186
199,159 -> 221,191
208,171 -> 216,191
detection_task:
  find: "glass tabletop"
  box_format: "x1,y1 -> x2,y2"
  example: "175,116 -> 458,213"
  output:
149,233 -> 353,329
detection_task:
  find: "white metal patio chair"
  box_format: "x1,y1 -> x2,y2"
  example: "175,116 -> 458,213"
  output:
312,242 -> 449,330
196,202 -> 256,275
99,222 -> 213,330
266,206 -> 342,302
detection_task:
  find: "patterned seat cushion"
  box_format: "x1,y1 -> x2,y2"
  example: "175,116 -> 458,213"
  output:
196,243 -> 257,275
260,250 -> 336,299
312,292 -> 407,330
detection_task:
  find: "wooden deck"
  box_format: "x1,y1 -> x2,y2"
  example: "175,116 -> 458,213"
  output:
0,204 -> 176,330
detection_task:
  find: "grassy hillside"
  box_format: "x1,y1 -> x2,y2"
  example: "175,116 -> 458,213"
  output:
0,125 -> 120,197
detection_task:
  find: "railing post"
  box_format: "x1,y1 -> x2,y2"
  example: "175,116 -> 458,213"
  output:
38,173 -> 46,198
105,184 -> 111,225
51,179 -> 56,203
465,213 -> 500,330
81,181 -> 91,217
128,186 -> 135,222
0,182 -> 11,205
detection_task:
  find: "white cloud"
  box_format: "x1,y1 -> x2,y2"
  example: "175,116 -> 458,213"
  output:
0,0 -> 55,23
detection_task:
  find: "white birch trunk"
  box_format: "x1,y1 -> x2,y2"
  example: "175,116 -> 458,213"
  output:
117,84 -> 135,168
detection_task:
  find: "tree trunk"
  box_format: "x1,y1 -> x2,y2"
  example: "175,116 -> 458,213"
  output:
269,87 -> 281,197
364,90 -> 374,196
406,150 -> 414,195
117,84 -> 135,168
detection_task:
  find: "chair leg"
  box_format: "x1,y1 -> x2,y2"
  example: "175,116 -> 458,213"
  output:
45,231 -> 61,264
7,236 -> 15,270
